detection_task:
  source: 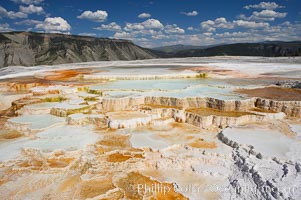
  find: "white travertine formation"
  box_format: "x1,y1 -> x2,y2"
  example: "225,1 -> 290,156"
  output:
1,57 -> 301,200
107,111 -> 161,129
83,71 -> 199,80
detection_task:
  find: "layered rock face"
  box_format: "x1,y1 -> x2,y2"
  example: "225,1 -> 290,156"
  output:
142,106 -> 284,129
107,111 -> 161,129
100,97 -> 145,112
145,96 -> 256,111
144,96 -> 301,117
255,98 -> 301,117
90,96 -> 287,129
67,113 -> 108,128
144,96 -> 186,109
185,112 -> 261,129
0,32 -> 157,67
4,93 -> 298,132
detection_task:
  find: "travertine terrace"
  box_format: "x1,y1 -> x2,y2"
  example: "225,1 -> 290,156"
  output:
1,57 -> 301,199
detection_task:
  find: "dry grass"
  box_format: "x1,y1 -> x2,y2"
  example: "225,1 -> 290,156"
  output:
186,107 -> 256,117
236,86 -> 301,101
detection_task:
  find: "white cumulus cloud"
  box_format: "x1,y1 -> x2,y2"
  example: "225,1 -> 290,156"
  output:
201,17 -> 234,32
234,20 -> 269,28
124,18 -> 163,31
19,4 -> 44,14
95,22 -> 121,31
124,23 -> 144,31
252,10 -> 287,21
113,31 -> 132,39
201,17 -> 271,33
0,6 -> 27,19
239,10 -> 287,21
165,24 -> 185,34
244,2 -> 284,10
181,11 -> 198,16
15,19 -> 41,25
77,10 -> 108,22
0,23 -> 14,32
142,19 -> 164,29
35,17 -> 71,33
11,0 -> 43,5
138,13 -> 151,18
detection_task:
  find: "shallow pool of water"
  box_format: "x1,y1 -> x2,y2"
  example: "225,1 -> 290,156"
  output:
0,125 -> 100,161
96,79 -> 246,99
8,114 -> 65,129
90,79 -> 209,91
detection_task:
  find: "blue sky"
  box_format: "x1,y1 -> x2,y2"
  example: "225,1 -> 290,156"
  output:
0,0 -> 300,47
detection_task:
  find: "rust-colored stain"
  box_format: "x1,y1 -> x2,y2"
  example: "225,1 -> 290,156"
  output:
189,138 -> 217,149
43,69 -> 92,81
116,172 -> 188,200
79,178 -> 115,199
106,152 -> 144,163
0,130 -> 22,140
46,157 -> 74,168
97,134 -> 131,149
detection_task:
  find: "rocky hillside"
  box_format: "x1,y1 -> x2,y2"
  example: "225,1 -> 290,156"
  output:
173,41 -> 301,57
151,41 -> 301,58
0,32 -> 157,67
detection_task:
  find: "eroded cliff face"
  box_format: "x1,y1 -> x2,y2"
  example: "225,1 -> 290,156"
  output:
0,32 -> 157,67
4,90 -> 299,131
145,96 -> 301,117
100,97 -> 145,112
144,96 -> 256,111
70,96 -> 285,129
255,98 -> 301,117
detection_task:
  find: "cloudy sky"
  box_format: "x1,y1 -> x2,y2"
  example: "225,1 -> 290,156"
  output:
0,0 -> 300,47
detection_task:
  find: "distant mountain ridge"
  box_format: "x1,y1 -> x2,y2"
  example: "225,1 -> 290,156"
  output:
0,31 -> 300,68
0,31 -> 157,67
152,41 -> 301,57
152,44 -> 210,53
